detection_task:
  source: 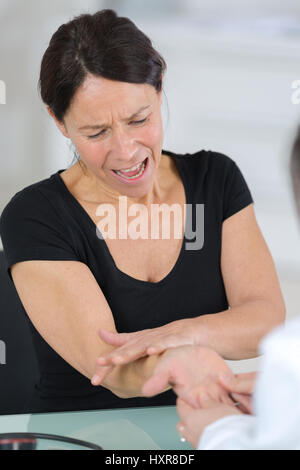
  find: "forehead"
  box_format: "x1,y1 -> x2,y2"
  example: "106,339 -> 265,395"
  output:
66,75 -> 157,123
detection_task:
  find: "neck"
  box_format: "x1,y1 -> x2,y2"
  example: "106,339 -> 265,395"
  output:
75,154 -> 171,209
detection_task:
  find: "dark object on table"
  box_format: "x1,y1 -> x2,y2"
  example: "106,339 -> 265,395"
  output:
0,432 -> 102,450
0,434 -> 37,450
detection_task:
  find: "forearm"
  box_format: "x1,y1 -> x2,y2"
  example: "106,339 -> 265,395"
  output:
195,299 -> 286,360
67,344 -> 168,398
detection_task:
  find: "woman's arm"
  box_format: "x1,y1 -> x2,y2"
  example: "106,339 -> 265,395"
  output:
94,204 -> 286,366
196,203 -> 286,359
10,260 -> 165,398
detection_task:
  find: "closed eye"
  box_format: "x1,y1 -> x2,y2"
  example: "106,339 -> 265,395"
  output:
88,118 -> 148,140
88,129 -> 106,139
130,118 -> 147,125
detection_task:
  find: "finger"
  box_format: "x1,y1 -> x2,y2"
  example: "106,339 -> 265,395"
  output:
176,421 -> 185,434
220,390 -> 237,407
176,388 -> 201,409
142,371 -> 171,397
197,394 -> 220,409
230,392 -> 252,414
147,341 -> 176,356
176,422 -> 188,443
147,344 -> 167,355
220,372 -> 256,393
177,397 -> 195,421
207,382 -> 235,407
219,373 -> 255,395
98,329 -> 132,347
97,342 -> 149,366
177,422 -> 194,447
236,403 -> 251,415
193,383 -> 222,408
91,365 -> 114,386
97,331 -> 135,366
147,335 -> 193,356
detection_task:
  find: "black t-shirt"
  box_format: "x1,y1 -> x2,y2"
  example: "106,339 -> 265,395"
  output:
0,149 -> 253,413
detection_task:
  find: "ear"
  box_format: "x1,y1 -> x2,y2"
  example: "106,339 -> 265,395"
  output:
47,106 -> 70,138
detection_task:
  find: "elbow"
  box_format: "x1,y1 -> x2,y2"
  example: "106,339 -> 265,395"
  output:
247,297 -> 286,358
271,297 -> 286,328
278,303 -> 286,325
261,296 -> 286,338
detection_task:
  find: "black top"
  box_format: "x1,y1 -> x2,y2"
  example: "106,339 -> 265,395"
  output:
0,149 -> 253,414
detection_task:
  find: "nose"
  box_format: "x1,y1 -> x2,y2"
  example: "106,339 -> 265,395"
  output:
110,126 -> 138,167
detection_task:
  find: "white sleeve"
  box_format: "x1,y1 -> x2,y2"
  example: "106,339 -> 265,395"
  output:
198,415 -> 256,450
198,317 -> 300,450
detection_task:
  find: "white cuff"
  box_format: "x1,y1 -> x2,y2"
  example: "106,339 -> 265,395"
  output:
197,414 -> 256,450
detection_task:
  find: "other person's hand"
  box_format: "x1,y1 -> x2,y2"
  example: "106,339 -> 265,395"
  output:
95,318 -> 206,367
218,371 -> 257,414
176,396 -> 242,449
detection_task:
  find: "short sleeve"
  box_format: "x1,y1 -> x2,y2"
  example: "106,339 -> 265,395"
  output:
222,158 -> 254,221
0,188 -> 80,282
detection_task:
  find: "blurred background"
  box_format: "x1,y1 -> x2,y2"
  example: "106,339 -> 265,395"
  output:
1,0 -> 300,376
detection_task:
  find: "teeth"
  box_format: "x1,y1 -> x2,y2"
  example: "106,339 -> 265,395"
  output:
118,162 -> 143,173
115,162 -> 145,179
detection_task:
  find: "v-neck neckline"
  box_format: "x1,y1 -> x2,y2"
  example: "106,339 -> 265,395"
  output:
53,150 -> 190,287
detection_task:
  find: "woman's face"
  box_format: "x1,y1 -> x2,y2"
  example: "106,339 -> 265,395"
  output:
50,74 -> 164,200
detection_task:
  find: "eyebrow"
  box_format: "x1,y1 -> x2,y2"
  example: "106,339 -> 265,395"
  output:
78,105 -> 152,131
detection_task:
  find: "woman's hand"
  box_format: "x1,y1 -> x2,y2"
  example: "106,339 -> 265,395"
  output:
176,397 -> 242,449
141,345 -> 235,408
95,318 -> 202,367
219,371 -> 257,414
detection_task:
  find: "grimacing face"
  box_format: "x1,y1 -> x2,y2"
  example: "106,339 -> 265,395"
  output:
48,74 -> 164,201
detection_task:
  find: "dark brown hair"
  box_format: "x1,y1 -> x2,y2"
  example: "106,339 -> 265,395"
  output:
38,9 -> 167,123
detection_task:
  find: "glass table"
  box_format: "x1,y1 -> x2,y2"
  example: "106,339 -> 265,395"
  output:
0,405 -> 193,450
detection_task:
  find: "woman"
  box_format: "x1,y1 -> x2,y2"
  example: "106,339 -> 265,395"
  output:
0,9 -> 285,414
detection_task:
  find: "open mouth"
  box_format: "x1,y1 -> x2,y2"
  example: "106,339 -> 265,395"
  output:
111,157 -> 148,183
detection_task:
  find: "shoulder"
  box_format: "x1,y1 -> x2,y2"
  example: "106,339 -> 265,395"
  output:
164,148 -> 236,170
0,174 -> 62,231
187,149 -> 236,173
0,175 -> 81,274
164,148 -> 238,186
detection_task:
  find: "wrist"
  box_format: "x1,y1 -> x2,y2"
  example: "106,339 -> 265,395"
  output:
130,353 -> 165,397
186,315 -> 210,347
